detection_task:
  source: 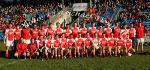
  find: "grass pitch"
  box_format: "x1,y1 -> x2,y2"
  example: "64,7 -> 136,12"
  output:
0,42 -> 150,70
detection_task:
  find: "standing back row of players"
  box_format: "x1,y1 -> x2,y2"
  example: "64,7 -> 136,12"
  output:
4,22 -> 145,59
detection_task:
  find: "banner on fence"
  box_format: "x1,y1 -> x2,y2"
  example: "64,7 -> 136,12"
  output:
72,3 -> 88,11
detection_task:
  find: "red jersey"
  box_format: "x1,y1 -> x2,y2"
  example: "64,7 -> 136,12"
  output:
116,39 -> 124,46
39,29 -> 46,37
107,38 -> 115,47
97,29 -> 103,38
14,29 -> 21,40
56,27 -> 63,36
67,39 -> 75,47
6,29 -> 14,41
64,29 -> 72,38
136,27 -> 144,38
76,38 -> 83,47
125,39 -> 132,49
45,40 -> 52,48
31,29 -> 39,40
89,27 -> 97,38
29,43 -> 37,52
80,27 -> 87,38
99,38 -> 107,47
21,43 -> 27,52
113,27 -> 121,38
47,28 -> 54,36
37,40 -> 45,48
72,27 -> 79,38
61,38 -> 67,48
121,29 -> 129,39
16,43 -> 22,53
22,28 -> 30,39
129,28 -> 136,38
54,39 -> 60,48
84,38 -> 91,47
92,38 -> 99,47
104,28 -> 112,38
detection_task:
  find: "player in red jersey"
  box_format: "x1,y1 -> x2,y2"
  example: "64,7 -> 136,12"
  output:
66,34 -> 75,58
116,35 -> 125,56
14,25 -> 21,41
53,34 -> 61,59
80,23 -> 88,38
49,35 -> 55,58
91,33 -> 99,57
97,26 -> 103,38
113,23 -> 121,39
84,33 -> 92,57
129,23 -> 136,49
75,33 -> 83,57
99,34 -> 107,56
89,23 -> 97,38
4,24 -> 15,59
36,36 -> 45,59
39,25 -> 47,38
136,23 -> 145,52
107,33 -> 115,56
121,24 -> 129,39
14,25 -> 21,52
60,34 -> 67,58
64,24 -> 72,38
72,23 -> 79,38
47,24 -> 54,38
44,35 -> 52,60
28,38 -> 37,59
31,25 -> 39,40
104,24 -> 112,39
124,35 -> 135,56
22,25 -> 31,45
14,38 -> 27,59
56,23 -> 63,38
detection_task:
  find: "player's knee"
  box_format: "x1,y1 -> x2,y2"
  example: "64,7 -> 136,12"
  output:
14,53 -> 18,57
36,52 -> 39,56
23,53 -> 26,56
27,52 -> 30,57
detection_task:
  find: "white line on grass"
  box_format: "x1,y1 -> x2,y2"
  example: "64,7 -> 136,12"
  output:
0,59 -> 26,68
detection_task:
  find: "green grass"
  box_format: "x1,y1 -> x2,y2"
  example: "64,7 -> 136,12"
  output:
0,42 -> 150,70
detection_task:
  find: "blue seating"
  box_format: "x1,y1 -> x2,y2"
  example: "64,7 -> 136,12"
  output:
0,32 -> 3,41
85,23 -> 91,30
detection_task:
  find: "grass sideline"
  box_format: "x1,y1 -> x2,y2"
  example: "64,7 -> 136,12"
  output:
0,42 -> 150,70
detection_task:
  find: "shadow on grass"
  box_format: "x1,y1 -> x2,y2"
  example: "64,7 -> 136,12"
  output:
0,51 -> 15,59
136,51 -> 150,55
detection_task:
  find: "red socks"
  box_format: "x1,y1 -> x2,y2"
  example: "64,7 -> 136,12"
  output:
5,51 -> 8,59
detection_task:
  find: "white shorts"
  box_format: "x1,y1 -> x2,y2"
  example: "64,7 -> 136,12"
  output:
6,40 -> 14,47
54,47 -> 58,49
62,48 -> 65,50
93,44 -> 99,49
137,38 -> 144,43
76,47 -> 82,49
45,47 -> 50,50
24,39 -> 31,45
45,47 -> 51,53
95,46 -> 99,49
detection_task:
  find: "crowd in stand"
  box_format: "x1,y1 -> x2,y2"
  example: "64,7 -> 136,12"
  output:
78,0 -> 149,29
0,0 -> 63,31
